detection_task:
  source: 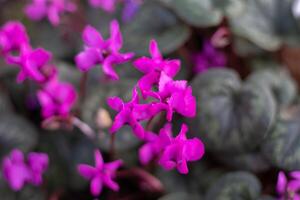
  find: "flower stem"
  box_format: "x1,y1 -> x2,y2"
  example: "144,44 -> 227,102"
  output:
76,72 -> 88,116
109,133 -> 116,160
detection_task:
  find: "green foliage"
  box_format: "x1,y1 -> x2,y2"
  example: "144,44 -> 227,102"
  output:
122,1 -> 191,55
205,171 -> 261,200
188,69 -> 276,154
0,114 -> 38,158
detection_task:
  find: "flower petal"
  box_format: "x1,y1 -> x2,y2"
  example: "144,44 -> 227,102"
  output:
149,39 -> 162,60
90,176 -> 103,196
277,171 -> 287,195
82,25 -> 104,47
77,164 -> 97,180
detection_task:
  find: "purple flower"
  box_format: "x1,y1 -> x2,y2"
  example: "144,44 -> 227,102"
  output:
6,46 -> 56,83
0,21 -> 30,57
27,152 -> 49,185
89,0 -> 118,12
139,123 -> 205,174
2,149 -> 49,191
133,39 -> 180,98
107,87 -> 166,139
277,171 -> 300,200
122,0 -> 142,23
155,72 -> 196,121
75,20 -> 134,80
77,150 -> 122,196
192,40 -> 227,74
24,0 -> 77,26
2,150 -> 30,191
37,78 -> 77,119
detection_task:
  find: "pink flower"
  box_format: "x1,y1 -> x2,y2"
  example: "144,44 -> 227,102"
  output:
77,150 -> 123,196
37,78 -> 77,119
27,152 -> 49,185
192,40 -> 226,74
277,171 -> 300,200
6,46 -> 56,83
24,0 -> 77,26
75,20 -> 134,80
133,39 -> 180,98
89,0 -> 118,12
2,149 -> 49,191
107,87 -> 166,139
156,72 -> 196,121
139,123 -> 205,174
2,150 -> 30,191
0,21 -> 30,57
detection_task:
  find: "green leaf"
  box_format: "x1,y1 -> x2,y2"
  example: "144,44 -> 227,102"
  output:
160,0 -> 222,27
216,152 -> 270,172
229,0 -> 282,51
0,114 -> 38,158
262,108 -> 300,170
122,2 -> 191,55
188,69 -> 276,154
212,0 -> 246,18
159,192 -> 201,200
247,68 -> 297,106
205,172 -> 261,200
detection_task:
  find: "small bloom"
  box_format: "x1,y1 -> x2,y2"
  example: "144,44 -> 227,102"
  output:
2,150 -> 30,191
277,171 -> 300,200
75,20 -> 134,80
156,72 -> 196,121
192,40 -> 226,74
27,152 -> 49,185
158,124 -> 204,174
37,78 -> 77,119
77,150 -> 122,196
122,0 -> 142,23
6,46 -> 56,83
139,124 -> 205,174
133,39 -> 180,98
0,21 -> 30,57
89,0 -> 118,12
107,87 -> 166,139
2,149 -> 49,191
24,0 -> 77,26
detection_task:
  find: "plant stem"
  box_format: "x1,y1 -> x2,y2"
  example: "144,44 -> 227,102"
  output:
109,133 -> 116,160
76,72 -> 88,116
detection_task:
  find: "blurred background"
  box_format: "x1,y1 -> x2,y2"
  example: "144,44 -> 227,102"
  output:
1,0 -> 300,199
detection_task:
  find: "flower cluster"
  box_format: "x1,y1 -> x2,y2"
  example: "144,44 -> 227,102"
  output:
140,123 -> 204,174
192,40 -> 227,74
77,150 -> 123,196
0,21 -> 77,119
24,0 -> 77,26
277,171 -> 300,200
75,20 -> 134,80
108,39 -> 205,174
2,149 -> 49,191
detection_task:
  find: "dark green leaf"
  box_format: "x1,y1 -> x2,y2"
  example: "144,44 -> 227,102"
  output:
205,172 -> 261,200
0,114 -> 38,158
122,2 -> 191,55
188,69 -> 276,154
160,0 -> 222,27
